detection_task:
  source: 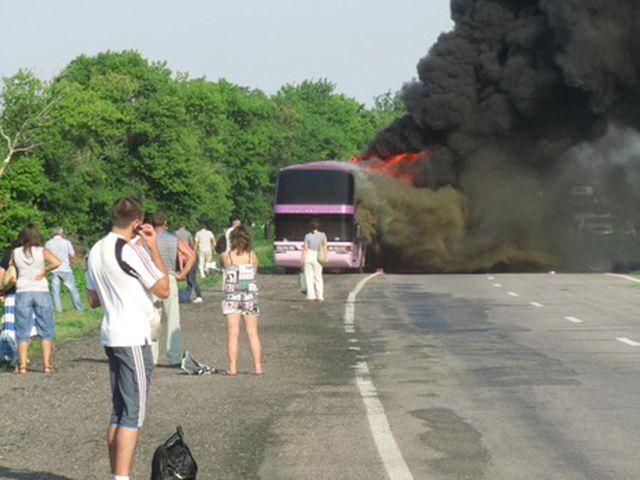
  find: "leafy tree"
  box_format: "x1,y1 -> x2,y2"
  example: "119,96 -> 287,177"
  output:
273,79 -> 378,165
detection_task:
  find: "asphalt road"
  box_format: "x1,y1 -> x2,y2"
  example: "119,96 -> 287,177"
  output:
2,272 -> 640,479
355,272 -> 640,480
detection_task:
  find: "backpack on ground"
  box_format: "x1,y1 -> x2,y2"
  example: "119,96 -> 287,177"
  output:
151,425 -> 198,480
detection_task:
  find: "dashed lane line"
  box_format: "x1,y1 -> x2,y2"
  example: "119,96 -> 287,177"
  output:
345,273 -> 414,480
530,302 -> 544,307
507,291 -> 519,297
565,316 -> 584,324
493,283 -> 502,288
616,337 -> 640,347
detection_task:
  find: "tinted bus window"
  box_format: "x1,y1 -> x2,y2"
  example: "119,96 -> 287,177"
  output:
276,170 -> 354,205
275,214 -> 354,242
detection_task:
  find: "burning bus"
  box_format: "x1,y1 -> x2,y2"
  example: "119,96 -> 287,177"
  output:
273,161 -> 366,270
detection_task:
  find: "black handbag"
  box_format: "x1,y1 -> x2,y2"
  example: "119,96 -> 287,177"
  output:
151,425 -> 198,480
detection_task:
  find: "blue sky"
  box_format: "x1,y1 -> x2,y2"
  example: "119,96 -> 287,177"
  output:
0,0 -> 453,105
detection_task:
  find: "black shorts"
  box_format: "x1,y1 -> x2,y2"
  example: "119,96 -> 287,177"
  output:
105,345 -> 153,429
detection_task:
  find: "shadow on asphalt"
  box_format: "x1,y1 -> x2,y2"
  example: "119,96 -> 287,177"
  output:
0,467 -> 72,479
72,357 -> 108,365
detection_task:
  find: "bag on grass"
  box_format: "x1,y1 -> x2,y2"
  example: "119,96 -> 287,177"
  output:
298,270 -> 307,295
178,288 -> 191,304
0,329 -> 17,364
151,425 -> 198,480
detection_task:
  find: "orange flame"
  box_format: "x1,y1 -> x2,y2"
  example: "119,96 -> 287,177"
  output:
349,150 -> 429,186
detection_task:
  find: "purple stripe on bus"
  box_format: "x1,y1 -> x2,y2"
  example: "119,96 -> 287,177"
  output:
274,205 -> 355,214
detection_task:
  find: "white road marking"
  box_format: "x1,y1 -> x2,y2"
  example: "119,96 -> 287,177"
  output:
345,273 -> 413,480
606,273 -> 640,284
616,337 -> 640,347
487,276 -> 495,280
507,291 -> 519,297
349,338 -> 358,343
565,316 -> 584,324
530,302 -> 544,307
493,283 -> 502,288
349,346 -> 361,351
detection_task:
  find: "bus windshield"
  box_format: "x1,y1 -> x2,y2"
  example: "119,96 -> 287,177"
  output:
276,169 -> 354,205
274,214 -> 354,242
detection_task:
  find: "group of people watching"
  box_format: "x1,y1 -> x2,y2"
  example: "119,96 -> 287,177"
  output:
0,198 -> 334,479
0,199 -> 263,479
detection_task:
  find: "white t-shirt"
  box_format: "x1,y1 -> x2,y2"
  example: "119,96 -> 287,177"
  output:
14,246 -> 49,292
86,232 -> 164,347
45,235 -> 75,272
195,229 -> 214,253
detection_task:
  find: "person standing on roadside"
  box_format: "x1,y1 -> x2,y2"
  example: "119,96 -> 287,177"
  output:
85,197 -> 169,480
224,219 -> 242,254
221,225 -> 262,375
13,224 -> 61,374
301,218 -> 327,302
194,224 -> 215,277
175,223 -> 203,303
45,227 -> 84,312
152,212 -> 195,365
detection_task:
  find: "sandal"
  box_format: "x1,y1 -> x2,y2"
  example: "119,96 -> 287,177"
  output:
14,365 -> 27,375
43,366 -> 55,374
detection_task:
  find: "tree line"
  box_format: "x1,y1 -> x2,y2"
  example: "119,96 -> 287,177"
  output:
0,50 -> 403,248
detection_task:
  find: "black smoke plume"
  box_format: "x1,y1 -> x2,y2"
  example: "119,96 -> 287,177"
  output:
359,0 -> 640,271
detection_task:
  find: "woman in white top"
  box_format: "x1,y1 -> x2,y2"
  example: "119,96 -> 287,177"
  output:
12,224 -> 61,374
301,218 -> 328,302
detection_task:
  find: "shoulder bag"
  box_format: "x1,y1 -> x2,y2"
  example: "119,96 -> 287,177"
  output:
317,236 -> 329,265
1,255 -> 16,291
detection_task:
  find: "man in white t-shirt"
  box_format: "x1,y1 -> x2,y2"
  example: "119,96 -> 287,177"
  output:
45,227 -> 83,312
194,224 -> 215,277
224,219 -> 241,254
86,197 -> 169,480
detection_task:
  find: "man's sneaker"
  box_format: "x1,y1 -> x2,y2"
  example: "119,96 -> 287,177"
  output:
193,297 -> 203,304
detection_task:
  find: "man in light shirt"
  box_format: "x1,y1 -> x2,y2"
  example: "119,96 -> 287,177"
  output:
45,227 -> 83,312
224,219 -> 241,254
86,197 -> 169,480
194,224 -> 215,277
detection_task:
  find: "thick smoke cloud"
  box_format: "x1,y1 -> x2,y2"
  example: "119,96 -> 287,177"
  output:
361,0 -> 640,271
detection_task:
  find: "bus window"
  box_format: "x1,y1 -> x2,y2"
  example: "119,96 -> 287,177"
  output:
274,214 -> 354,242
276,170 -> 354,205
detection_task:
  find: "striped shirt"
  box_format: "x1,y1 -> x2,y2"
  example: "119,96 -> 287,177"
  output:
86,232 -> 164,347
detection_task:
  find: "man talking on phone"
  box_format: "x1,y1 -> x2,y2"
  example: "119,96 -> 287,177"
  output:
85,197 -> 169,480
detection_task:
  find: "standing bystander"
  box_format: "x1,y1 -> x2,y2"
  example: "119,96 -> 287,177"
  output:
175,223 -> 202,303
224,219 -> 242,254
194,224 -> 215,277
13,224 -> 61,374
152,212 -> 195,365
45,227 -> 84,312
85,197 -> 169,480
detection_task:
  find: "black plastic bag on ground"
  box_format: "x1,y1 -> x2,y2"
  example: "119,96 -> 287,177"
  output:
151,425 -> 198,480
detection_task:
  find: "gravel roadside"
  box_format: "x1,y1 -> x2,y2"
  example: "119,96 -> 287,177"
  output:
0,272 -> 374,480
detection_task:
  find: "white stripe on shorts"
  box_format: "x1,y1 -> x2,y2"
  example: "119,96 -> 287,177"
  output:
132,346 -> 147,427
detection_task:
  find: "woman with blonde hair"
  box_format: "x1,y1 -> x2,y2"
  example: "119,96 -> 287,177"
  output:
220,225 -> 262,375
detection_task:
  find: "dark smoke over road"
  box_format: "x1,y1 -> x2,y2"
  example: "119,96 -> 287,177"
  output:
357,0 -> 640,272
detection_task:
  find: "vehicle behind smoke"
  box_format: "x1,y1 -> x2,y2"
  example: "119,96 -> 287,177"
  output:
273,162 -> 365,270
